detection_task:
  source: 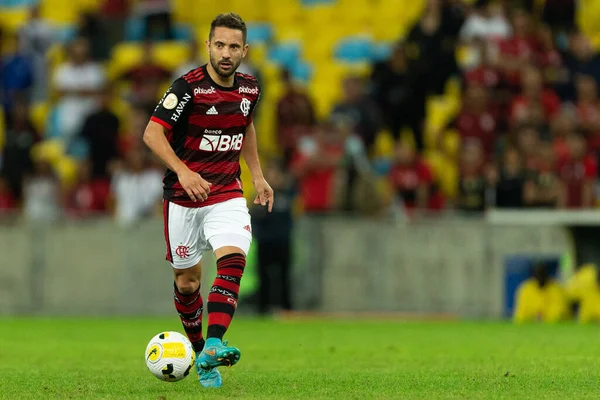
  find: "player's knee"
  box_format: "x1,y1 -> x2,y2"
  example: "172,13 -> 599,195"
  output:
174,269 -> 201,295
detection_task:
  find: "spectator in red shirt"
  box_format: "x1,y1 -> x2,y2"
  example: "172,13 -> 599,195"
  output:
277,69 -> 316,165
453,84 -> 499,159
575,75 -> 600,153
515,124 -> 542,171
388,142 -> 432,212
463,38 -> 501,91
557,132 -> 597,208
291,123 -> 344,214
510,65 -> 561,127
0,177 -> 17,212
497,9 -> 536,89
64,160 -> 111,217
121,41 -> 171,112
550,109 -> 577,159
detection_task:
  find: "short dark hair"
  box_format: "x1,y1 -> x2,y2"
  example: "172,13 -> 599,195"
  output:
209,13 -> 247,43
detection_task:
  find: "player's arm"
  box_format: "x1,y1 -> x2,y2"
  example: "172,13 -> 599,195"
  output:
143,79 -> 211,202
243,122 -> 274,212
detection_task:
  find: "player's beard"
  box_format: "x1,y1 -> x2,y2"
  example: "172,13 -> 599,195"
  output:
210,56 -> 240,78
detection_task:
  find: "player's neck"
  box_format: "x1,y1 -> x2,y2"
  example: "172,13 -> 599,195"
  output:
206,63 -> 235,88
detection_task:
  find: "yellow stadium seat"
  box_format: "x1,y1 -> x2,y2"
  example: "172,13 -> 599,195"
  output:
261,62 -> 282,86
40,0 -> 79,25
54,155 -> 79,188
334,2 -> 373,26
192,0 -> 232,24
303,3 -> 336,26
172,0 -> 195,24
107,42 -> 144,80
31,102 -> 50,137
30,139 -> 65,164
195,24 -> 212,44
273,25 -> 305,43
266,0 -> 303,25
374,130 -> 395,158
230,0 -> 266,22
247,42 -> 268,67
152,41 -> 190,72
77,0 -> 102,12
0,8 -> 29,34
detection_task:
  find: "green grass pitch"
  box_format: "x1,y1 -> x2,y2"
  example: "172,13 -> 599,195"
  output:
1,317 -> 599,399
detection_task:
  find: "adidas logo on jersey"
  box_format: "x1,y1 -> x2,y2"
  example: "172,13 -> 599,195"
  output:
206,106 -> 218,115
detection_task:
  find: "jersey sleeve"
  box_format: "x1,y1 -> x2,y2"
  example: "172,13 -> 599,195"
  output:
247,83 -> 261,125
151,78 -> 193,131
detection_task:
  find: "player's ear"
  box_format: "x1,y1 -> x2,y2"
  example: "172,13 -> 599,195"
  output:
205,39 -> 211,54
242,44 -> 249,58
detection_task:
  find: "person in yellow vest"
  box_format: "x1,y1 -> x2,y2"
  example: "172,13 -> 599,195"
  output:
577,267 -> 600,323
513,262 -> 569,323
565,263 -> 597,305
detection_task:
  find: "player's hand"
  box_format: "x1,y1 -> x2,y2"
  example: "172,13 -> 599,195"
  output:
253,178 -> 274,212
177,167 -> 212,202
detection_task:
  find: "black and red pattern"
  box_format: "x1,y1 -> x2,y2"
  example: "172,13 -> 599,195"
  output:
174,283 -> 205,352
151,64 -> 260,208
206,253 -> 246,340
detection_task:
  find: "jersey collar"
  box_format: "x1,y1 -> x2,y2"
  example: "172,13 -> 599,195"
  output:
203,64 -> 239,92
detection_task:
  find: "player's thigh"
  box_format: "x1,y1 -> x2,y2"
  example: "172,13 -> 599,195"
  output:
204,198 -> 252,257
164,200 -> 204,269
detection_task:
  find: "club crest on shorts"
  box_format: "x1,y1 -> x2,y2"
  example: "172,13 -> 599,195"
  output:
240,98 -> 251,117
175,245 -> 190,259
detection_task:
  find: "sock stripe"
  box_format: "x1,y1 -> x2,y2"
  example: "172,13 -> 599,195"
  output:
210,286 -> 239,300
207,300 -> 236,315
212,279 -> 240,293
216,253 -> 246,262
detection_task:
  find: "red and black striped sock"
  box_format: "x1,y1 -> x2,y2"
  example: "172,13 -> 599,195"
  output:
207,253 -> 245,340
173,283 -> 205,352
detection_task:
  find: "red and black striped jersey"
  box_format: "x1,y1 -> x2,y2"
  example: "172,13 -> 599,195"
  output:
151,64 -> 260,208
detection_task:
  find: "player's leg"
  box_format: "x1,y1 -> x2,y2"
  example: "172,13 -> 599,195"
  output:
164,200 -> 221,388
197,198 -> 252,369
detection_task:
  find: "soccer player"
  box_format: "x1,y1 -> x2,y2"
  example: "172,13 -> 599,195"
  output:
142,13 -> 273,388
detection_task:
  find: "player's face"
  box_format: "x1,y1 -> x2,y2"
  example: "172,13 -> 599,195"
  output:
206,27 -> 248,78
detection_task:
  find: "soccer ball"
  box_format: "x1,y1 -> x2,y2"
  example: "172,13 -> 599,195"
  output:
145,331 -> 195,382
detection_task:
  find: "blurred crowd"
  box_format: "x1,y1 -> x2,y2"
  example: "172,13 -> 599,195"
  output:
0,0 -> 597,226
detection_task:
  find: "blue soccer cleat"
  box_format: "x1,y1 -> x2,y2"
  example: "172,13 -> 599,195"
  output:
196,351 -> 222,388
197,338 -> 241,370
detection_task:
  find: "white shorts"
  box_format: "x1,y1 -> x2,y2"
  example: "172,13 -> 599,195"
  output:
163,197 -> 252,269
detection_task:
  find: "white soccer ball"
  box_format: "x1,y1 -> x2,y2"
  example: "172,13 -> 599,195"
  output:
145,331 -> 195,382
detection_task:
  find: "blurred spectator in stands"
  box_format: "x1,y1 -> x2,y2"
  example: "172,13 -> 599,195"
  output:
111,149 -> 163,227
133,0 -> 173,41
251,159 -> 294,315
120,107 -> 149,156
497,9 -> 536,90
172,39 -> 202,79
79,87 -> 120,179
541,0 -> 576,33
277,69 -> 316,165
101,0 -> 129,49
291,122 -> 343,214
550,109 -> 577,159
444,84 -> 499,159
557,132 -> 597,208
0,177 -> 17,212
565,263 -> 599,323
513,261 -> 569,323
1,34 -> 34,114
574,75 -> 600,155
53,37 -> 106,143
559,32 -> 600,101
535,24 -> 564,87
1,98 -> 39,201
371,44 -> 426,151
331,76 -> 381,152
64,159 -> 111,218
456,139 -> 488,213
462,38 -> 501,91
491,146 -> 525,208
460,0 -> 511,43
510,65 -> 560,131
524,141 -> 560,208
578,270 -> 600,323
515,124 -> 541,170
18,5 -> 55,102
77,12 -> 109,61
22,159 -> 62,223
388,141 -> 432,213
405,0 -> 465,95
121,41 -> 170,113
